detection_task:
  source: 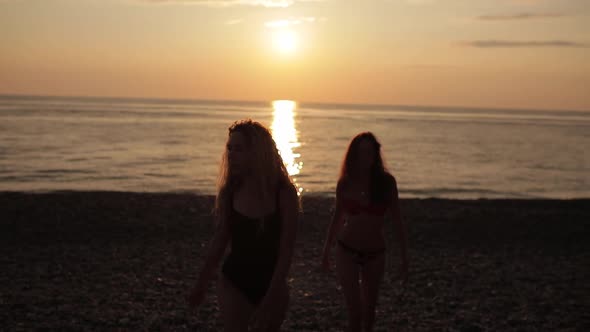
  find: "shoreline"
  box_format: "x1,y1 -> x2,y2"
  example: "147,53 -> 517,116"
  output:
2,189 -> 588,201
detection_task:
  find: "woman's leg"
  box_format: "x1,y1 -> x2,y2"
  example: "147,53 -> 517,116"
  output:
359,253 -> 385,332
258,282 -> 290,332
218,274 -> 255,332
336,245 -> 362,332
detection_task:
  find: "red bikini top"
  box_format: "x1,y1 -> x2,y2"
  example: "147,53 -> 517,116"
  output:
342,198 -> 388,216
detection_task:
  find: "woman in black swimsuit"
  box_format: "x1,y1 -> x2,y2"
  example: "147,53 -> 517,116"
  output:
188,119 -> 299,332
321,132 -> 409,332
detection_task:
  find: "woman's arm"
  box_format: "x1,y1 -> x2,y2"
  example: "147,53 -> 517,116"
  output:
321,180 -> 346,265
390,176 -> 408,278
266,184 -> 299,296
188,217 -> 230,306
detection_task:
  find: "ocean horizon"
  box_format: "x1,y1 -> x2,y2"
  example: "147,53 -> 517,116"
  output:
1,94 -> 588,199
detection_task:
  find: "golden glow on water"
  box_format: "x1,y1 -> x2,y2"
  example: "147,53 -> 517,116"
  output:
271,100 -> 303,194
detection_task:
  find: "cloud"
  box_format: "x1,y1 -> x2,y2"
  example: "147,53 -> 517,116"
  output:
138,0 -> 323,7
478,12 -> 565,20
459,40 -> 589,48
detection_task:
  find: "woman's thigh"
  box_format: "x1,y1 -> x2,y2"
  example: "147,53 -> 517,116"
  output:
335,246 -> 362,312
256,283 -> 290,332
218,274 -> 255,332
360,253 -> 385,307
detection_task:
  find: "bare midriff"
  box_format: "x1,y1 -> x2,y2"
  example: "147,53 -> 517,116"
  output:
337,213 -> 387,251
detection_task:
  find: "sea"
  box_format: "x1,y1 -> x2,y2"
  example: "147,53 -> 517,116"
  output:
1,95 -> 588,199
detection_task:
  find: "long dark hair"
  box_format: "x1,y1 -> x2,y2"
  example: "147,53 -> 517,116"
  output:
215,119 -> 296,224
339,132 -> 393,203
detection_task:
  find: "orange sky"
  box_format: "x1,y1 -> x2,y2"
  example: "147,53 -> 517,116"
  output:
1,0 -> 589,111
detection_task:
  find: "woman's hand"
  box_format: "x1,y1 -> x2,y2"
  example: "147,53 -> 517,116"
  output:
250,293 -> 278,330
186,285 -> 206,311
320,254 -> 333,273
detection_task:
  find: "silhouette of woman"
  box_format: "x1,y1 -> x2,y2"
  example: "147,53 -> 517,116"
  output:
321,132 -> 408,332
188,119 -> 299,331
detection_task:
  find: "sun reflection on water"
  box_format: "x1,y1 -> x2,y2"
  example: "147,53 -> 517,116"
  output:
271,100 -> 303,194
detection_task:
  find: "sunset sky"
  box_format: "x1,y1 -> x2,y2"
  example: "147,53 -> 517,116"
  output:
1,0 -> 588,111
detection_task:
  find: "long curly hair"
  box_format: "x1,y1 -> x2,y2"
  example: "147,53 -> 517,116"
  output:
339,132 -> 394,203
215,119 -> 295,223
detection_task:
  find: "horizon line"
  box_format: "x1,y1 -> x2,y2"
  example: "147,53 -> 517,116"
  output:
0,92 -> 588,114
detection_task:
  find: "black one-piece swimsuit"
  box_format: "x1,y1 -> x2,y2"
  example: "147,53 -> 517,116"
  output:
221,203 -> 282,305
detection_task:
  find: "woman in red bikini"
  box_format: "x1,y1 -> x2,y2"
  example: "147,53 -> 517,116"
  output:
187,119 -> 299,331
321,132 -> 408,332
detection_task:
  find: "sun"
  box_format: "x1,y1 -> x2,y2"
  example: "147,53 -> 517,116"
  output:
272,30 -> 297,54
